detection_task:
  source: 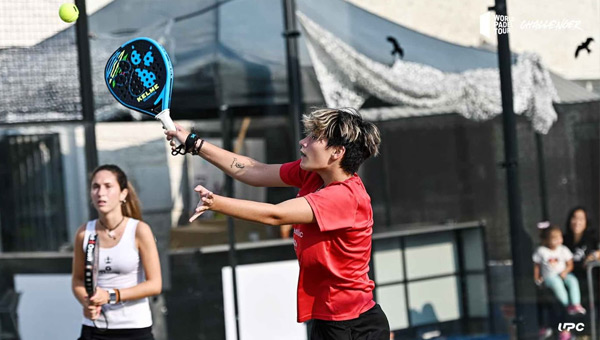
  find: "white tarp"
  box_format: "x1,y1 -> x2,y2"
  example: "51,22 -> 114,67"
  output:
298,12 -> 560,134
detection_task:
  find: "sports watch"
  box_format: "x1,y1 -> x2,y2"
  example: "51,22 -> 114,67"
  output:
107,288 -> 117,304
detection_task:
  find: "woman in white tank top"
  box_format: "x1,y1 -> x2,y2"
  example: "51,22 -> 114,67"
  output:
71,164 -> 162,340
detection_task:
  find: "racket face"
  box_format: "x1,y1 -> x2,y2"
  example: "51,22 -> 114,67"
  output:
105,37 -> 173,117
84,233 -> 100,297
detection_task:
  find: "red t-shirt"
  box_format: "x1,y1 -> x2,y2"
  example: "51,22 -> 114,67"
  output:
280,160 -> 376,322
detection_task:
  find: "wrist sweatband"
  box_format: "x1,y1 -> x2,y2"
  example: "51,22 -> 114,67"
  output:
185,133 -> 200,154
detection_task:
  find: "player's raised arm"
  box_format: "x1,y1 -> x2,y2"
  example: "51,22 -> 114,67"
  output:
165,124 -> 291,188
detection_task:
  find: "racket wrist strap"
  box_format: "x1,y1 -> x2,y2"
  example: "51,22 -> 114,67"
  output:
172,132 -> 197,155
192,139 -> 205,156
173,132 -> 204,156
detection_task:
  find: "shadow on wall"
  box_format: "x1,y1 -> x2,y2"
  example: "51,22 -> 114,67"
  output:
411,303 -> 442,339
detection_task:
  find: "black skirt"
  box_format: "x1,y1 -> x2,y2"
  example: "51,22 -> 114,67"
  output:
78,325 -> 154,340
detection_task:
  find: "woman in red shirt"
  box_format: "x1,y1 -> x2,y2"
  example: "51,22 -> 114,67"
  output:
166,108 -> 389,340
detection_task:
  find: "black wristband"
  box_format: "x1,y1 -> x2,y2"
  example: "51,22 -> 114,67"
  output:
185,133 -> 200,154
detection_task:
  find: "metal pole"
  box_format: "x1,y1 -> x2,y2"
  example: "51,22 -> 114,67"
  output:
491,0 -> 538,338
282,0 -> 303,159
215,2 -> 241,334
220,106 -> 241,340
588,261 -> 599,340
535,133 -> 549,220
74,0 -> 98,221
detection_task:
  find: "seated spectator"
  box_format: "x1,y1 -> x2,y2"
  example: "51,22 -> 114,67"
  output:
533,224 -> 586,315
563,206 -> 600,307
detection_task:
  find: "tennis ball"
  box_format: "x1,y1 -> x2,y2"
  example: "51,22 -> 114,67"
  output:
59,3 -> 79,23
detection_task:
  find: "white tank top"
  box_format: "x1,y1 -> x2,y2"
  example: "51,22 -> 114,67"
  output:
82,218 -> 153,329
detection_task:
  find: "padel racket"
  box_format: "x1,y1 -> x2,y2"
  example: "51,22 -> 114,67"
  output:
84,233 -> 100,297
84,233 -> 108,329
104,37 -> 179,145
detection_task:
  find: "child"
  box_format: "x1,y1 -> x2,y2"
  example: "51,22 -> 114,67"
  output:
533,225 -> 586,315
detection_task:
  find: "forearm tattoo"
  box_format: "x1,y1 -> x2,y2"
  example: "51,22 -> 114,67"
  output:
230,157 -> 245,169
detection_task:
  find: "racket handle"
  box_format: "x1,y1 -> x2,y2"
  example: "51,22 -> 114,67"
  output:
156,109 -> 181,146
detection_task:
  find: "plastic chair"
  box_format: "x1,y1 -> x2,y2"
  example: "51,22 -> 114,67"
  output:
0,289 -> 21,340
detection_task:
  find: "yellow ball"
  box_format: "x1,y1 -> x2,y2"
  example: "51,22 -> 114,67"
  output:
59,3 -> 79,23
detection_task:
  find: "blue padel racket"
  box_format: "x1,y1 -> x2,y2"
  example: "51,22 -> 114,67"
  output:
105,37 -> 179,145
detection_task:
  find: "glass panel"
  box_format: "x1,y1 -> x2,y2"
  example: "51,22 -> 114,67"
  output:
466,274 -> 488,317
377,283 -> 409,330
405,231 -> 458,280
373,238 -> 404,284
462,228 -> 485,271
408,276 -> 461,326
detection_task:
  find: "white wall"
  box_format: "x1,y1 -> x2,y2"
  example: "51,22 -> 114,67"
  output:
222,261 -> 307,340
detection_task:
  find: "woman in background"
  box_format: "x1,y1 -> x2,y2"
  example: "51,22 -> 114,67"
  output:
71,164 -> 161,340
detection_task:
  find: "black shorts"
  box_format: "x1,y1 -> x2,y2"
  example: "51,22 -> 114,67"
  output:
310,303 -> 390,340
77,325 -> 154,340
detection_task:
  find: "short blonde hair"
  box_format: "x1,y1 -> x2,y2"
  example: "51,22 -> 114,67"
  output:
302,108 -> 381,173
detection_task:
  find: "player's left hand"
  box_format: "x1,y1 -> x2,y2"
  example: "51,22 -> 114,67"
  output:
190,185 -> 215,222
84,304 -> 102,320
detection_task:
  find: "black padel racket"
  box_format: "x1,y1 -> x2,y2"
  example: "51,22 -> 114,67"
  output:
105,37 -> 179,145
84,233 -> 100,297
84,233 -> 108,329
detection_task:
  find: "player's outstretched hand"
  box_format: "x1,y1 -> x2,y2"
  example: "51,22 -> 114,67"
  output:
164,123 -> 190,150
190,185 -> 215,222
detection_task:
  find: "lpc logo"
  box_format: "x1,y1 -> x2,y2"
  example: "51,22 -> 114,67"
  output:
558,323 -> 585,332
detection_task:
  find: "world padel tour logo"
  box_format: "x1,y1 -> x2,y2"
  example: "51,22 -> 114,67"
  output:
480,13 -> 513,37
480,12 -> 583,38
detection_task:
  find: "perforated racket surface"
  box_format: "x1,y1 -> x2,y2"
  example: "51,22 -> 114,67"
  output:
84,233 -> 99,297
105,37 -> 179,138
105,37 -> 173,116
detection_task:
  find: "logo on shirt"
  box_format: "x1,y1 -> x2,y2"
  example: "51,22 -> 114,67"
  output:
294,228 -> 303,238
105,256 -> 112,264
574,247 -> 586,262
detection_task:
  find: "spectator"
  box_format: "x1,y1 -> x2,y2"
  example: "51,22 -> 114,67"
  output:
564,206 -> 600,298
533,225 -> 586,315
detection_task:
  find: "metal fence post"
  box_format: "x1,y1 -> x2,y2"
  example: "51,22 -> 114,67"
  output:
588,261 -> 600,340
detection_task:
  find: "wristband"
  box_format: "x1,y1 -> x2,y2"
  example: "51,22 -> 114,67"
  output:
172,133 -> 200,156
185,133 -> 200,154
